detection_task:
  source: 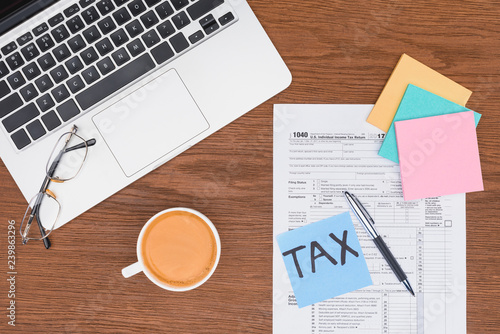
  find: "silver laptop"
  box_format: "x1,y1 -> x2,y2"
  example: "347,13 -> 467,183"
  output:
0,0 -> 291,231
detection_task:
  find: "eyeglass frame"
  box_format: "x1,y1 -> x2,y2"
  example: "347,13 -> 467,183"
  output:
20,125 -> 96,248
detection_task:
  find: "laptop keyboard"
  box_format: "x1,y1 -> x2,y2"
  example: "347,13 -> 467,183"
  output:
0,0 -> 236,150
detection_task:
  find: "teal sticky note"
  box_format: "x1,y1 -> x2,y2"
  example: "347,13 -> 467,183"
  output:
276,212 -> 372,308
378,84 -> 481,163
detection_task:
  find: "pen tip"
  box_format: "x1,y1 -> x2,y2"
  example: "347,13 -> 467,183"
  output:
402,280 -> 415,297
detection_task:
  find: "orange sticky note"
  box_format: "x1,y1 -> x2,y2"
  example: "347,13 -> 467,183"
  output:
367,54 -> 472,132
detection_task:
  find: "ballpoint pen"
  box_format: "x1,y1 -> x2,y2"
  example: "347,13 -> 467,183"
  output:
344,191 -> 415,297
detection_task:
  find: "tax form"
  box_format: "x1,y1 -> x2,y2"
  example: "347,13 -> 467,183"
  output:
273,105 -> 466,334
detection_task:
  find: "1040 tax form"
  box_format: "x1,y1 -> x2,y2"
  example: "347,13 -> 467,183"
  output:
273,105 -> 466,334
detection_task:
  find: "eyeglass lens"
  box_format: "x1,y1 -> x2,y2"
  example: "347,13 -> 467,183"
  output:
20,192 -> 61,242
46,132 -> 88,181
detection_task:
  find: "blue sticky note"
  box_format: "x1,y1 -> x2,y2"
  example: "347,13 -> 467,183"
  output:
276,212 -> 372,308
378,84 -> 481,163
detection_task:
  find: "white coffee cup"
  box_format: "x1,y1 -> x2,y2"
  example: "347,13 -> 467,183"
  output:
122,208 -> 221,291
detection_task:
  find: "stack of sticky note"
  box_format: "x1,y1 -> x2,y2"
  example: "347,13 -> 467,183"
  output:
367,54 -> 484,201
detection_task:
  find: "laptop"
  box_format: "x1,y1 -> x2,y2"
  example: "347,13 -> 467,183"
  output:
0,0 -> 291,230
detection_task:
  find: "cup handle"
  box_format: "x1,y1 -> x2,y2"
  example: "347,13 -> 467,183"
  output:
122,262 -> 143,278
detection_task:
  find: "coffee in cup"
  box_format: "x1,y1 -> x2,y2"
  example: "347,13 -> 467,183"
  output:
122,208 -> 220,291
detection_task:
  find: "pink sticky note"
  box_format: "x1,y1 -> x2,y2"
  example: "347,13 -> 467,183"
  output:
395,111 -> 483,201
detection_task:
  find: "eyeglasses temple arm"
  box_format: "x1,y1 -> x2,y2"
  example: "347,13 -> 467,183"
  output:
36,214 -> 51,249
46,151 -> 64,180
64,138 -> 96,153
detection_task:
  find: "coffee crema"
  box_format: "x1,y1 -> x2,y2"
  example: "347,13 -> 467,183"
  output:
140,211 -> 217,288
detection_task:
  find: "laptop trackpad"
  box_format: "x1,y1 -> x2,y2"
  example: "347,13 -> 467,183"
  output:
93,69 -> 209,177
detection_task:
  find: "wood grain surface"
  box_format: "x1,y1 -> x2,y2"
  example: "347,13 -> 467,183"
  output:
1,0 -> 500,332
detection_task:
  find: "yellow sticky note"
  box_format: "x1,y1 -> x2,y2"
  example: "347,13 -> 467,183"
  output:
367,54 -> 472,132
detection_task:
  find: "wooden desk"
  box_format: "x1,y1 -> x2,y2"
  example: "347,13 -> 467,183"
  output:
1,0 -> 499,332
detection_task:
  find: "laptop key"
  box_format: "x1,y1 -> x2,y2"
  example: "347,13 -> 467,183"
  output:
145,0 -> 161,6
172,11 -> 190,30
127,39 -> 145,57
169,32 -> 188,53
155,2 -> 173,19
171,0 -> 189,11
64,4 -> 80,18
50,65 -> 69,83
6,52 -> 24,70
218,12 -> 234,26
51,84 -> 70,103
65,56 -> 84,74
0,93 -> 23,118
111,28 -> 129,46
80,47 -> 99,65
187,0 -> 223,21
81,66 -> 100,84
67,75 -> 85,93
11,129 -> 31,149
42,110 -> 62,131
204,21 -> 219,35
76,53 -> 155,110
114,7 -> 132,25
48,13 -> 65,27
33,23 -> 49,36
98,16 -> 117,35
112,47 -> 130,66
17,32 -> 33,46
36,34 -> 55,52
97,56 -> 115,75
67,75 -> 86,94
36,94 -> 55,112
150,41 -> 174,64
95,37 -> 114,56
142,30 -> 160,47
114,0 -> 128,6
125,19 -> 144,38
188,30 -> 204,44
22,62 -> 41,80
82,7 -> 100,24
26,119 -> 46,140
68,35 -> 86,52
80,0 -> 96,8
128,0 -> 147,16
67,16 -> 85,34
2,42 -> 17,56
57,99 -> 81,122
38,53 -> 56,71
97,0 -> 116,15
83,26 -> 102,43
2,102 -> 39,133
0,61 -> 10,78
20,43 -> 40,61
35,74 -> 54,93
51,25 -> 70,42
0,81 -> 10,99
156,21 -> 175,38
7,71 -> 25,90
53,44 -> 71,62
140,10 -> 159,29
199,14 -> 215,28
20,83 -> 38,102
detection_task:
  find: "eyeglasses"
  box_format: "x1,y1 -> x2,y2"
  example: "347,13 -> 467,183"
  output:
20,125 -> 96,248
